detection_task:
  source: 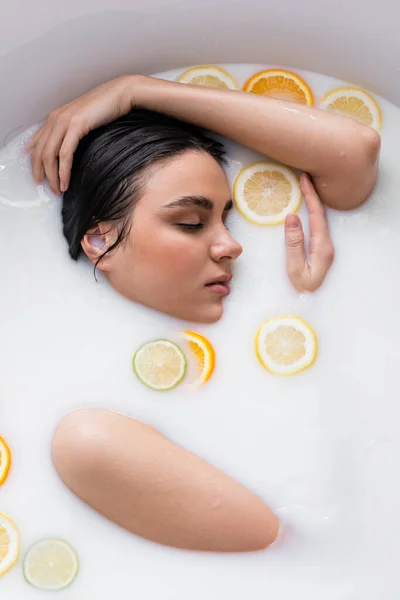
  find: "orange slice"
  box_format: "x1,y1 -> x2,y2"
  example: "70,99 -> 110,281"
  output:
255,316 -> 317,376
183,331 -> 215,387
243,69 -> 313,106
0,437 -> 11,486
319,87 -> 382,130
177,66 -> 239,89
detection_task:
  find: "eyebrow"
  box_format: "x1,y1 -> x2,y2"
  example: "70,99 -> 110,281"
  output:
164,195 -> 233,211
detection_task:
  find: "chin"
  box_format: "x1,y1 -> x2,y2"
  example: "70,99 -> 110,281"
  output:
194,302 -> 224,324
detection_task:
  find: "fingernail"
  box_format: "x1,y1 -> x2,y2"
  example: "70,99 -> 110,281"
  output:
60,182 -> 66,193
286,214 -> 300,229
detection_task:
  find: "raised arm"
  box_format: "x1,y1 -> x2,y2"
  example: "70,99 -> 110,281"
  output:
30,74 -> 380,209
133,76 -> 381,210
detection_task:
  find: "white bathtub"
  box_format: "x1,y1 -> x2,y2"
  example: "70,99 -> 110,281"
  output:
1,0 -> 400,141
1,1 -> 400,598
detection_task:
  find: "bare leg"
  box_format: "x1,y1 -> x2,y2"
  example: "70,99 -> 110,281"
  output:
51,409 -> 279,552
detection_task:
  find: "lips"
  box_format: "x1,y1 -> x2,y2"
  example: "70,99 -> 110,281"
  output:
205,274 -> 232,296
205,274 -> 232,286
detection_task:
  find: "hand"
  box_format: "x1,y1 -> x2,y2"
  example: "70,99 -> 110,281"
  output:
27,76 -> 135,195
285,173 -> 334,293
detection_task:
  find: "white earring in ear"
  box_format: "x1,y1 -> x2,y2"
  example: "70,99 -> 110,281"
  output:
91,236 -> 106,250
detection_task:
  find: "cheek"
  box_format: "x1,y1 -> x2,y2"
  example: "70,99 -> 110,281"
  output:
133,227 -> 206,278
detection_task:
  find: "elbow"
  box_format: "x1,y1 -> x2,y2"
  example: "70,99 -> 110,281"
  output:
327,126 -> 381,212
360,126 -> 381,181
348,126 -> 381,210
364,126 -> 381,163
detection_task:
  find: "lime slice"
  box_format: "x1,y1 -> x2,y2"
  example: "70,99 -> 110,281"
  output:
23,538 -> 79,591
133,339 -> 187,391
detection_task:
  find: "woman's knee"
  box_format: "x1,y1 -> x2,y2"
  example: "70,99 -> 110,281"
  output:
51,408 -> 123,487
51,408 -> 279,552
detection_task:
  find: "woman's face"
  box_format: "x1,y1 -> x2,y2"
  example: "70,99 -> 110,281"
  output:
90,151 -> 243,323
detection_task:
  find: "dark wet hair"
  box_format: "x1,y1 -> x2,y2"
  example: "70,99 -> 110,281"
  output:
62,109 -> 226,260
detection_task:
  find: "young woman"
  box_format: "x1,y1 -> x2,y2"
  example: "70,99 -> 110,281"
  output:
29,74 -> 380,552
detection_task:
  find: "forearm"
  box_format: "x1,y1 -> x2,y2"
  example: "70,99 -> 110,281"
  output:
130,75 -> 381,210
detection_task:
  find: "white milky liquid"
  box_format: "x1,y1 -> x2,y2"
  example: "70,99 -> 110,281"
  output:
1,64 -> 400,599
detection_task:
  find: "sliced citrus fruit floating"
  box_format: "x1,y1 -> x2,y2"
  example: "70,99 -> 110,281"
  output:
0,437 -> 11,485
243,69 -> 313,106
133,339 -> 187,391
255,316 -> 317,376
182,331 -> 215,387
319,87 -> 382,130
23,538 -> 79,591
0,513 -> 20,577
177,65 -> 239,89
233,161 -> 301,226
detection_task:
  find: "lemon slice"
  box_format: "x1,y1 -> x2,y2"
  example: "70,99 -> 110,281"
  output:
233,161 -> 301,226
23,538 -> 79,591
133,339 -> 187,391
319,87 -> 382,130
183,331 -> 215,387
0,513 -> 20,577
177,66 -> 239,89
0,437 -> 11,485
243,69 -> 313,106
255,316 -> 317,375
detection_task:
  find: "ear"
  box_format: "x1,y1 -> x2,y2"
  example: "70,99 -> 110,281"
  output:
81,224 -> 113,271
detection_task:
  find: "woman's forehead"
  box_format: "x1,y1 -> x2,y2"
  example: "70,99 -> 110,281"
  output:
139,151 -> 230,210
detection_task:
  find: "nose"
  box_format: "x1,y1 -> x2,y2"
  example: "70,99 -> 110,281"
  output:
210,227 -> 243,263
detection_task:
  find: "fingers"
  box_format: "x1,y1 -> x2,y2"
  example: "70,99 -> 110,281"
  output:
26,77 -> 131,194
40,120 -> 73,195
29,117 -> 73,195
303,174 -> 334,282
285,213 -> 307,292
298,173 -> 334,291
28,111 -> 86,194
26,126 -> 42,152
301,173 -> 330,243
285,174 -> 335,293
30,130 -> 50,185
59,125 -> 83,192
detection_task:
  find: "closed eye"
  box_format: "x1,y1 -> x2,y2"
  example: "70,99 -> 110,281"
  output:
177,223 -> 204,232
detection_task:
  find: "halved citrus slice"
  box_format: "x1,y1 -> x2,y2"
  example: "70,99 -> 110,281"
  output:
0,513 -> 20,577
0,437 -> 11,485
133,339 -> 187,391
243,69 -> 313,106
23,538 -> 79,591
182,331 -> 215,387
233,161 -> 301,226
255,316 -> 317,375
319,87 -> 382,130
177,66 -> 239,89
